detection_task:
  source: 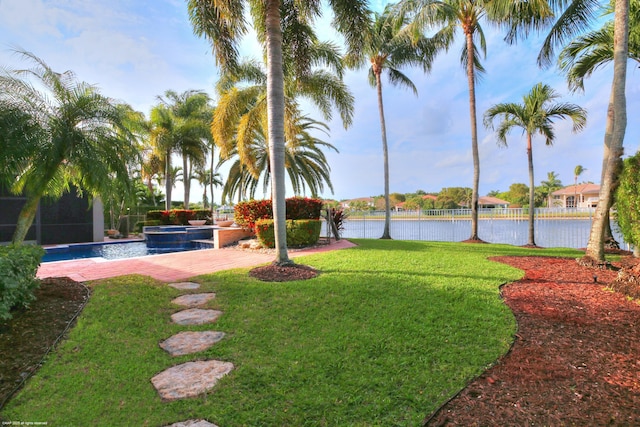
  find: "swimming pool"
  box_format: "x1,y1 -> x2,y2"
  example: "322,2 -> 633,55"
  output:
42,240 -> 213,263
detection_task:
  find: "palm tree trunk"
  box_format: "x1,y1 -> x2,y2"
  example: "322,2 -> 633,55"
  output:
585,0 -> 628,261
165,150 -> 172,210
12,193 -> 41,244
595,120 -> 620,249
527,134 -> 536,246
265,0 -> 291,265
466,32 -> 481,241
209,145 -> 215,211
183,153 -> 190,209
375,71 -> 392,240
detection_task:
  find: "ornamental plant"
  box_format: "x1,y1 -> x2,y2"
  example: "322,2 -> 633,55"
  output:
0,244 -> 44,320
255,219 -> 322,248
234,197 -> 324,231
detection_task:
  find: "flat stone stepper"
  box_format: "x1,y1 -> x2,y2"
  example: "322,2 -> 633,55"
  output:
164,420 -> 218,427
151,360 -> 234,401
160,331 -> 226,357
171,308 -> 222,325
171,293 -> 216,308
169,282 -> 201,290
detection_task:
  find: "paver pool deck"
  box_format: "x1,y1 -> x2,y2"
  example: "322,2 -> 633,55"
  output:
37,239 -> 357,282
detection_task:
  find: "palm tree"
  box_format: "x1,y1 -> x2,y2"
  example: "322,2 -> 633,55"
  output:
400,0 -> 553,242
572,164 -> 587,207
0,50 -> 140,243
157,90 -> 213,209
194,166 -> 223,208
484,82 -> 587,247
539,171 -> 563,207
558,0 -> 640,92
344,4 -> 442,240
0,105 -> 39,189
187,0 -> 370,265
557,0 -> 638,249
539,0 -> 630,261
219,115 -> 338,202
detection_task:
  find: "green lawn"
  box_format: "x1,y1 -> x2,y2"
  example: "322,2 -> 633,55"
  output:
2,240 -> 582,426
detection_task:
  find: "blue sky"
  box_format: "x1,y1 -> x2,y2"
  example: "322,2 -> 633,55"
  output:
1,0 -> 638,203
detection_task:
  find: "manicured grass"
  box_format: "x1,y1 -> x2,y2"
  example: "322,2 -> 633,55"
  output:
2,240 -> 582,426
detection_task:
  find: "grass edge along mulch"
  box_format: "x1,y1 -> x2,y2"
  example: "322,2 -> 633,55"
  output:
2,240 -> 584,426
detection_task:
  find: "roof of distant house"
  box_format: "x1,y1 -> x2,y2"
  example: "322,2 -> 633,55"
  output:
479,196 -> 510,205
551,183 -> 600,196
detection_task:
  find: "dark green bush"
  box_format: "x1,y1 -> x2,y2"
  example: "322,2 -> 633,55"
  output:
255,219 -> 321,248
0,244 -> 45,320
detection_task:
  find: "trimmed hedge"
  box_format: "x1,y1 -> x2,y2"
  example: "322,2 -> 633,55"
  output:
234,200 -> 273,230
255,219 -> 322,248
0,244 -> 45,320
234,197 -> 323,231
146,209 -> 212,225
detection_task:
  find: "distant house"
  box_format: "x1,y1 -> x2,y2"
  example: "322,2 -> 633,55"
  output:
341,197 -> 375,209
478,196 -> 510,209
551,184 -> 600,208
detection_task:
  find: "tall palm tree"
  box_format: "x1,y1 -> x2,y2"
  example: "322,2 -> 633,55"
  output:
557,0 -> 638,248
187,0 -> 370,265
484,82 -> 587,247
0,50 -> 139,243
344,4 -> 442,240
400,0 -> 553,242
573,164 -> 586,207
157,90 -> 213,209
539,0 -> 630,261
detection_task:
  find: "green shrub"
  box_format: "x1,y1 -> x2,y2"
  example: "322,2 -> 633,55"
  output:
146,210 -> 171,225
255,219 -> 322,248
169,210 -> 195,225
0,244 -> 45,320
616,152 -> 640,248
146,210 -> 202,225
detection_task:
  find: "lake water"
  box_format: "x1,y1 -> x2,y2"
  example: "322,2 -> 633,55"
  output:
334,218 -> 626,249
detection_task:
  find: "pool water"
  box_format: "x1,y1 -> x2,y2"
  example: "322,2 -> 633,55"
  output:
42,240 -> 211,263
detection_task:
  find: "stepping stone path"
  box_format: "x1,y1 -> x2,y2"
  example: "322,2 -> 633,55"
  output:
152,281 -> 233,426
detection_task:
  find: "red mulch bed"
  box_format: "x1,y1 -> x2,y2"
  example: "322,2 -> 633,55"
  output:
425,256 -> 640,426
249,263 -> 319,282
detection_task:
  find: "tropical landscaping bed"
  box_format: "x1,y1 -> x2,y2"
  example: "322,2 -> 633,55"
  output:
1,240 -> 638,425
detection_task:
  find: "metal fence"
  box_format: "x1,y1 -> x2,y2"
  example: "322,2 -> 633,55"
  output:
334,208 -> 627,249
